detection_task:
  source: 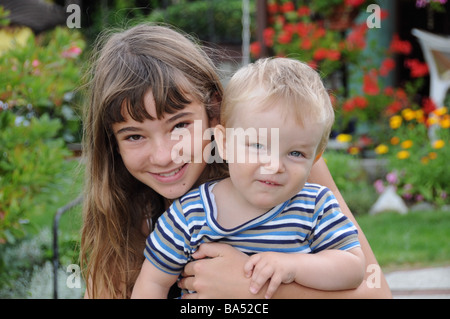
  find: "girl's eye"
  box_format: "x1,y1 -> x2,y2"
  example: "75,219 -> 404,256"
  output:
173,122 -> 189,130
126,134 -> 143,142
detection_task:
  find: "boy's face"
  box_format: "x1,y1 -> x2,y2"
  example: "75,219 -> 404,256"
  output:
216,102 -> 324,211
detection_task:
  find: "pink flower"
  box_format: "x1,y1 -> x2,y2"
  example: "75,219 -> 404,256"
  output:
374,180 -> 385,194
61,46 -> 82,59
386,172 -> 398,185
32,59 -> 40,68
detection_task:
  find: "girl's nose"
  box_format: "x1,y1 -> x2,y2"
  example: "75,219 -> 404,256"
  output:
148,137 -> 175,167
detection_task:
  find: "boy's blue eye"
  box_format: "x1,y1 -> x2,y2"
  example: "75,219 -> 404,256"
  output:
290,151 -> 303,158
250,143 -> 265,150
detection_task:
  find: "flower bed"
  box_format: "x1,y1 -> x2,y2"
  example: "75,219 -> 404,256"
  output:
252,1 -> 449,208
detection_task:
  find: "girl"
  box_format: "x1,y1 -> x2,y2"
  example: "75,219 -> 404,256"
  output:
80,23 -> 391,299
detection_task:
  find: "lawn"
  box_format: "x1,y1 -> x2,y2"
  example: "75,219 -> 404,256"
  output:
356,210 -> 450,271
2,155 -> 449,298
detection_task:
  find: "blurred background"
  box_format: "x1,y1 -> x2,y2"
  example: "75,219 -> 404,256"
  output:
0,0 -> 449,298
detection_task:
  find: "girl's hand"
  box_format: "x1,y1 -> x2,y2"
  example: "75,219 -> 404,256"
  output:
179,243 -> 263,299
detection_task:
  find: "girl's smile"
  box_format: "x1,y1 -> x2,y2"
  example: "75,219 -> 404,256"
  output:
149,163 -> 188,183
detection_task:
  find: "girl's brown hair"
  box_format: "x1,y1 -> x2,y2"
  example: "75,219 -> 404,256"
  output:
80,23 -> 228,298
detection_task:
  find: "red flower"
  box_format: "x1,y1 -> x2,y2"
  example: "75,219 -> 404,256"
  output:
280,1 -> 295,13
250,42 -> 261,58
380,58 -> 396,76
313,27 -> 326,40
297,22 -> 312,37
395,88 -> 408,102
346,23 -> 367,50
343,99 -> 356,112
283,23 -> 296,34
345,0 -> 365,7
300,38 -> 312,50
263,27 -> 275,47
363,69 -> 380,95
380,9 -> 390,20
405,59 -> 429,78
278,31 -> 292,44
327,49 -> 341,61
307,60 -> 318,70
267,3 -> 279,14
343,96 -> 368,112
297,6 -> 310,17
422,97 -> 437,114
384,86 -> 394,96
386,100 -> 402,116
354,96 -> 368,109
389,34 -> 412,55
313,48 -> 328,61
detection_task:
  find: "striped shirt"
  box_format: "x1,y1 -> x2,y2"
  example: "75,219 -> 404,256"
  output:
145,182 -> 360,275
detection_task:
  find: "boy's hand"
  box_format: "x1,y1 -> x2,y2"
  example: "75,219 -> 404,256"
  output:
244,252 -> 297,299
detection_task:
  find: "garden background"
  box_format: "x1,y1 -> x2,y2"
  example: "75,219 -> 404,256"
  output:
0,0 -> 449,298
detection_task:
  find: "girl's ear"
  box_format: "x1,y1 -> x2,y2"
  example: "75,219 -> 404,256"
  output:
208,92 -> 222,127
213,125 -> 227,161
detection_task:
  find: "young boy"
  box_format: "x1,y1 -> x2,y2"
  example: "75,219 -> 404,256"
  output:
132,58 -> 365,299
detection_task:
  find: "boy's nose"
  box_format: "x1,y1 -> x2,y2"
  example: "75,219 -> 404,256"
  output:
260,157 -> 285,175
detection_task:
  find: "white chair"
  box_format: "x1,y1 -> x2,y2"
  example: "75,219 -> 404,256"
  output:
412,28 -> 450,107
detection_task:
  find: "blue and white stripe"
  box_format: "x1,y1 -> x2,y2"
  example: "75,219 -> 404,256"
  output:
144,182 -> 360,275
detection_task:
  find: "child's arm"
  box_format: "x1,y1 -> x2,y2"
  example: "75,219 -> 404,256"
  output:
244,247 -> 365,299
131,259 -> 179,299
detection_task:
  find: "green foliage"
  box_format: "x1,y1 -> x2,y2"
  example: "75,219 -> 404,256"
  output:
0,5 -> 10,26
323,150 -> 378,215
0,111 -> 72,244
147,0 -> 255,43
0,26 -> 86,143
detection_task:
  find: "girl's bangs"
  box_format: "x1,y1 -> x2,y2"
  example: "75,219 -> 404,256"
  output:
106,56 -> 197,125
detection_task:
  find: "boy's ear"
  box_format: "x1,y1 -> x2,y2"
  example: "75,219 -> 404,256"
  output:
213,125 -> 227,161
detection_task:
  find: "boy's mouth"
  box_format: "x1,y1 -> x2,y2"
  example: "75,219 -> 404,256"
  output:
258,180 -> 281,186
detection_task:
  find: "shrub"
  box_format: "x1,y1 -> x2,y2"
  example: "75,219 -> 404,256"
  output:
147,0 -> 255,44
0,110 -> 72,244
375,107 -> 450,206
324,150 -> 378,215
0,26 -> 86,143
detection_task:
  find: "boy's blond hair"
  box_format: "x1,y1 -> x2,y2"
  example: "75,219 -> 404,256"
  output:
221,57 -> 335,155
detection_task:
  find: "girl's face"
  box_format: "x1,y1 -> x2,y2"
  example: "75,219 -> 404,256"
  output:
112,91 -> 214,200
